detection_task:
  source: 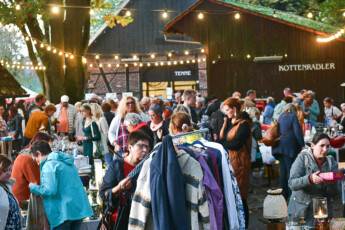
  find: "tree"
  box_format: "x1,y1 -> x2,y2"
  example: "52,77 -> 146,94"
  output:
0,0 -> 132,103
240,0 -> 345,28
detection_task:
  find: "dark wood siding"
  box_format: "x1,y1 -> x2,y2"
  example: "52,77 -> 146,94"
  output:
88,0 -> 204,56
164,0 -> 345,106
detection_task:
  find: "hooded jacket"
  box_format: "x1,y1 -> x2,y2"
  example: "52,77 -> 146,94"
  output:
288,148 -> 339,226
30,152 -> 93,229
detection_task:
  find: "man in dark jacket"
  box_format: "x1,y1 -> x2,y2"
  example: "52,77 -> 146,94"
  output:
205,95 -> 222,117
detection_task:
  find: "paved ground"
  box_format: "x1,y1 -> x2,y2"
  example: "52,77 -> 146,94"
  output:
246,173 -> 344,229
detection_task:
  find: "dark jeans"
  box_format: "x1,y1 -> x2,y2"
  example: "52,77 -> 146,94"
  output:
22,137 -> 32,149
243,199 -> 249,229
276,154 -> 295,198
53,219 -> 83,230
105,152 -> 114,167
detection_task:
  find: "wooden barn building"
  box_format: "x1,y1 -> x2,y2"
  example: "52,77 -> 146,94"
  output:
86,0 -> 208,99
163,0 -> 345,106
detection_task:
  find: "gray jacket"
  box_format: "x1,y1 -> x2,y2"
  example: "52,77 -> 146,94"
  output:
288,148 -> 339,226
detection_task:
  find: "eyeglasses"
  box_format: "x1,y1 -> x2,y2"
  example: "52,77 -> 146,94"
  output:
126,102 -> 135,105
134,143 -> 151,151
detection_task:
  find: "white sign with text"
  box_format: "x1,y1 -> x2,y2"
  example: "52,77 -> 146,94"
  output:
278,63 -> 335,72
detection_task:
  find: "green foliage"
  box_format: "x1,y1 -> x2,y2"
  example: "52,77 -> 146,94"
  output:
238,0 -> 345,28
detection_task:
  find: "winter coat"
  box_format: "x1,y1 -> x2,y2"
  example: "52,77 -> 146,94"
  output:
302,100 -> 320,123
54,104 -> 77,134
219,112 -> 252,199
205,100 -> 222,117
150,136 -> 189,230
30,152 -> 93,229
272,112 -> 305,159
273,100 -> 287,121
288,148 -> 339,226
211,109 -> 225,140
262,103 -> 275,124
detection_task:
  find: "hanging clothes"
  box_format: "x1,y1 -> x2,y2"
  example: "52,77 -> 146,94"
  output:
149,136 -> 189,230
197,139 -> 246,230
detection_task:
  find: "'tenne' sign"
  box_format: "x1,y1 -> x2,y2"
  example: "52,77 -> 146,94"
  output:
174,71 -> 192,76
278,63 -> 335,72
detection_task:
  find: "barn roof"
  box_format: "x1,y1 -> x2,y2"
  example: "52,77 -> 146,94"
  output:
87,0 -> 203,57
164,0 -> 344,41
0,64 -> 28,99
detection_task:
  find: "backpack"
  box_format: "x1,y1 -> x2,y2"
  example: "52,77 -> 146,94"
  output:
262,113 -> 291,147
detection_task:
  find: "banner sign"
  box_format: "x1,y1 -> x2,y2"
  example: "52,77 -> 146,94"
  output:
278,63 -> 335,72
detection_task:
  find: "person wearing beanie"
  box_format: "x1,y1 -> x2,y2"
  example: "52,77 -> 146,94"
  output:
54,95 -> 77,138
148,103 -> 169,146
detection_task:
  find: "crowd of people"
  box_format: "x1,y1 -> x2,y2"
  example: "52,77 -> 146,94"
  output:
0,86 -> 343,229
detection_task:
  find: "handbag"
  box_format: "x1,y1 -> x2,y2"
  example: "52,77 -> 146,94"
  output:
99,190 -> 131,230
90,121 -> 104,158
263,113 -> 291,147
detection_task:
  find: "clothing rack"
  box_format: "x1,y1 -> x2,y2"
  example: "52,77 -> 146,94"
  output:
171,128 -> 209,139
128,130 -> 209,182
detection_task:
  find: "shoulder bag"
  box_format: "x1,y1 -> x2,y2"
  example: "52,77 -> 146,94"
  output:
263,113 -> 292,147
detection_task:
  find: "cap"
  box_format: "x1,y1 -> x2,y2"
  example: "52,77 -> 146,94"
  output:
61,95 -> 69,103
307,90 -> 315,95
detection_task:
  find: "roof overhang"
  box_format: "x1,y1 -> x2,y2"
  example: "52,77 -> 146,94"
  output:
163,0 -> 345,42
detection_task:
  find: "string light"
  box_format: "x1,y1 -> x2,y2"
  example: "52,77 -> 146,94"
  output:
126,11 -> 131,17
174,61 -> 177,65
147,63 -> 151,67
307,12 -> 313,18
167,61 -> 171,65
33,40 -> 37,45
95,55 -> 99,59
65,53 -> 69,58
186,60 -> 190,64
15,4 -> 20,10
155,62 -> 159,66
139,63 -> 143,67
90,64 -> 93,67
133,55 -> 137,59
201,49 -> 205,53
180,60 -> 184,64
114,55 -> 119,60
198,13 -> 204,19
184,51 -> 189,55
90,9 -> 95,15
52,6 -> 59,14
124,63 -> 128,67
235,13 -> 240,19
82,58 -> 87,64
59,51 -> 63,56
70,55 -> 74,59
247,54 -> 251,58
116,64 -> 120,67
53,49 -> 57,53
160,62 -> 164,66
40,43 -> 44,48
25,36 -> 30,41
47,46 -> 51,51
162,11 -> 168,19
168,53 -> 172,57
99,63 -> 103,67
317,27 -> 345,42
151,54 -> 155,59
343,12 -> 345,17
134,63 -> 137,66
63,65 -> 66,69
108,64 -> 111,67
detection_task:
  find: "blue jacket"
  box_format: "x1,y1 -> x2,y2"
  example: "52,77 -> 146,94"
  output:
30,152 -> 93,229
150,136 -> 189,230
301,100 -> 320,123
263,103 -> 275,124
272,113 -> 305,159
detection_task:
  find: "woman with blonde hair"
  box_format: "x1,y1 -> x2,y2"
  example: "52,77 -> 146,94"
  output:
108,96 -> 148,155
90,103 -> 109,157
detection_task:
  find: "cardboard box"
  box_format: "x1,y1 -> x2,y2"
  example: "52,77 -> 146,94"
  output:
319,172 -> 344,181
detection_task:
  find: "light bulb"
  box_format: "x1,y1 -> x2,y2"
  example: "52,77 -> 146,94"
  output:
307,12 -> 313,18
59,51 -> 63,56
151,54 -> 155,59
95,55 -> 99,59
162,11 -> 168,19
184,51 -> 189,55
198,13 -> 204,19
168,53 -> 172,57
201,49 -> 205,53
53,49 -> 57,53
235,13 -> 240,19
90,9 -> 94,15
126,11 -> 131,17
114,55 -> 119,60
52,6 -> 59,14
125,63 -> 128,67
15,4 -> 20,10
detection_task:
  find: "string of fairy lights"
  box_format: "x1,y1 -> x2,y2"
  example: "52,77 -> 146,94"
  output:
1,1 -> 344,71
